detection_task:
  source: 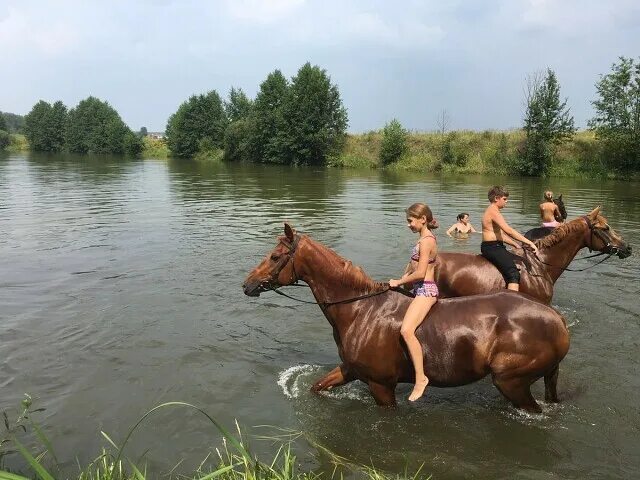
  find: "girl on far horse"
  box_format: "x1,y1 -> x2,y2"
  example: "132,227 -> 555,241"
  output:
389,203 -> 439,401
540,190 -> 563,228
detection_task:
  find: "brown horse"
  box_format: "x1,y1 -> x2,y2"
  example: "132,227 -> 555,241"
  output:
435,207 -> 631,304
243,224 -> 570,412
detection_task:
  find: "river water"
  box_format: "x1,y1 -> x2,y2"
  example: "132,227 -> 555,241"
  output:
1,153 -> 639,479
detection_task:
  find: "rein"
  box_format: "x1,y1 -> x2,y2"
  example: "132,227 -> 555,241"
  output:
532,251 -> 614,272
267,283 -> 413,307
528,215 -> 617,273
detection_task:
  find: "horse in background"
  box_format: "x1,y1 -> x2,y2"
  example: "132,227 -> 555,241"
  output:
243,224 -> 570,412
525,193 -> 568,241
435,207 -> 630,304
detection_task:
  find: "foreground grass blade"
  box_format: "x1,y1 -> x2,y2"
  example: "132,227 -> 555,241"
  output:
0,471 -> 32,480
196,462 -> 242,480
29,421 -> 59,466
9,436 -> 55,480
112,401 -> 252,467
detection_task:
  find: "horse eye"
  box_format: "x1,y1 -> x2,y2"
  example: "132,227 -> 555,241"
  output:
271,254 -> 281,261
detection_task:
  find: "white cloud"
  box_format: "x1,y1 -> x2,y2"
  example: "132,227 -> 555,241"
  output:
223,0 -> 306,24
516,0 -> 640,34
346,12 -> 443,48
0,5 -> 78,57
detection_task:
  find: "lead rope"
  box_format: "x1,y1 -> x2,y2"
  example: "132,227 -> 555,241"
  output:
266,283 -> 414,307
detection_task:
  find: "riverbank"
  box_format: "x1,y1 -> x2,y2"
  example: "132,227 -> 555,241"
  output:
1,399 -> 425,480
7,130 -> 636,180
331,130 -> 614,178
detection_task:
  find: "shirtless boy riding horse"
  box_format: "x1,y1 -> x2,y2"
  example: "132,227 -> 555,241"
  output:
481,186 -> 538,291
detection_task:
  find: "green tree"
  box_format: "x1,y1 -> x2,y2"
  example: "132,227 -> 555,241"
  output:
139,126 -> 148,137
279,62 -> 348,165
520,69 -> 575,176
245,70 -> 289,163
225,87 -> 253,123
1,112 -> 26,133
224,118 -> 252,161
588,56 -> 640,172
66,96 -> 139,155
0,113 -> 7,132
0,130 -> 9,150
124,131 -> 144,155
166,90 -> 228,158
25,100 -> 68,152
380,119 -> 409,165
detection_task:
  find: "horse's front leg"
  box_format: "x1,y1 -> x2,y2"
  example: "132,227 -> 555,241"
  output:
368,380 -> 397,407
311,364 -> 353,392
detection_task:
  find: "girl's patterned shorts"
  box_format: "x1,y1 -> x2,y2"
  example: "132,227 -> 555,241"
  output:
412,280 -> 439,297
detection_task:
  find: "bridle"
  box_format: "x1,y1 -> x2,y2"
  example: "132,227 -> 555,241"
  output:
262,234 -> 302,291
529,215 -> 619,273
582,215 -> 618,255
260,234 -> 410,307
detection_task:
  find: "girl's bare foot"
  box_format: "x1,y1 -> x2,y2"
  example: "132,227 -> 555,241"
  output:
408,377 -> 429,402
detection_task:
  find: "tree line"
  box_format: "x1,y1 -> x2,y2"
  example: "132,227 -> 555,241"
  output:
13,97 -> 143,155
4,57 -> 638,175
379,56 -> 640,175
166,62 -> 348,165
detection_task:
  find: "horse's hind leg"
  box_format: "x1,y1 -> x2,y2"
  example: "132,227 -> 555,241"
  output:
311,364 -> 353,393
493,376 -> 541,413
544,365 -> 560,403
368,380 -> 397,407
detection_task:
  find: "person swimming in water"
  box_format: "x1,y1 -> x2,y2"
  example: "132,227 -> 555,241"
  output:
446,213 -> 477,238
539,191 -> 563,228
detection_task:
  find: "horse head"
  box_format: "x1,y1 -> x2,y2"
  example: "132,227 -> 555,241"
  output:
554,194 -> 567,221
242,223 -> 301,297
585,207 -> 632,259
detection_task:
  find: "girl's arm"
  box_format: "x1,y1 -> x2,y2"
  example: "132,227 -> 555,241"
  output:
469,224 -> 477,233
390,238 -> 433,287
446,224 -> 456,237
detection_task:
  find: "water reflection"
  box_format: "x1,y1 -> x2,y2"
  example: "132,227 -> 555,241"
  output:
0,154 -> 639,479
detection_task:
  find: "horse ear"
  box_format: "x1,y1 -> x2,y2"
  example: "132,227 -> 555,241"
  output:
284,223 -> 295,242
588,206 -> 601,219
558,194 -> 563,201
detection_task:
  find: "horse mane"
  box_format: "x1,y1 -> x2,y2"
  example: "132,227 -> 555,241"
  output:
535,217 -> 585,249
303,235 -> 386,292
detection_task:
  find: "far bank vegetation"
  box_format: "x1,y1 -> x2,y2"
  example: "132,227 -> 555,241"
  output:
3,56 -> 639,178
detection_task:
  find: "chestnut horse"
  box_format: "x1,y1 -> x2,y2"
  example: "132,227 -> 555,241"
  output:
243,224 -> 570,412
435,207 -> 631,305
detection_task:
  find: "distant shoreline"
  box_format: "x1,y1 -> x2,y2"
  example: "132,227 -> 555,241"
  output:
5,130 -> 638,181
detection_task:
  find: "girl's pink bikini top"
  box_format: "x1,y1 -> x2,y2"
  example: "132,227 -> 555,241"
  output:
411,235 -> 437,263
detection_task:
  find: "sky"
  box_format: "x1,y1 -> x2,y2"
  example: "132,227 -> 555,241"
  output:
1,0 -> 638,133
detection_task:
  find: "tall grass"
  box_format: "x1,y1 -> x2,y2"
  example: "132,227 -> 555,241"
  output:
6,134 -> 29,153
336,130 -> 620,178
140,137 -> 169,159
1,397 -> 429,480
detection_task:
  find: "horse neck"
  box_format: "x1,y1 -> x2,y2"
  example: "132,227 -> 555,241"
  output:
538,222 -> 587,282
294,238 -> 380,328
